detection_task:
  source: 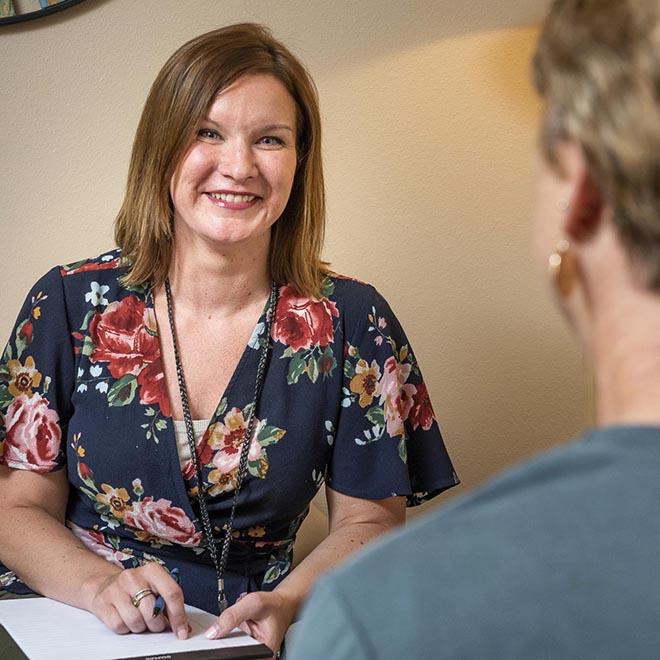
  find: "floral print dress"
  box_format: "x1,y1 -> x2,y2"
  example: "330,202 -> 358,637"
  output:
0,250 -> 458,613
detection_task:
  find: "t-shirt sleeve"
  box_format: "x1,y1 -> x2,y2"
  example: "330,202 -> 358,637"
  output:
326,286 -> 458,506
0,266 -> 75,473
288,578 -> 373,660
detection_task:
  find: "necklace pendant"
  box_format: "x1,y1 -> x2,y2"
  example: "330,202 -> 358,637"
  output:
218,578 -> 228,613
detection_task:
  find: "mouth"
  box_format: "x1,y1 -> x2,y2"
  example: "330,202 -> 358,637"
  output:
206,191 -> 260,210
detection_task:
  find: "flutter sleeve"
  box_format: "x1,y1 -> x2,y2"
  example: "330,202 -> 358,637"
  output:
0,267 -> 75,473
326,285 -> 458,506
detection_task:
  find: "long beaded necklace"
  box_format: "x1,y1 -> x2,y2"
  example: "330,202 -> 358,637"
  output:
164,278 -> 278,612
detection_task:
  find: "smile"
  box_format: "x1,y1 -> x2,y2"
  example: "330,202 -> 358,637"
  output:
205,191 -> 260,210
208,192 -> 257,203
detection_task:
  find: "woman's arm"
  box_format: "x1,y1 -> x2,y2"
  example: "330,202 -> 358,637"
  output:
0,466 -> 111,606
0,466 -> 189,637
208,487 -> 405,652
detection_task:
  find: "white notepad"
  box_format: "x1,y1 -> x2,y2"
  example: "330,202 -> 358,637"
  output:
0,598 -> 272,659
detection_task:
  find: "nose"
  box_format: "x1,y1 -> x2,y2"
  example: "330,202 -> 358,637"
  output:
219,140 -> 257,182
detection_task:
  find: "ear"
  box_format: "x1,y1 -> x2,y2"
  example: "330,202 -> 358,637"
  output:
560,143 -> 604,242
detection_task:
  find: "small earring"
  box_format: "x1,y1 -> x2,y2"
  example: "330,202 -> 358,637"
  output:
548,238 -> 576,297
557,198 -> 570,212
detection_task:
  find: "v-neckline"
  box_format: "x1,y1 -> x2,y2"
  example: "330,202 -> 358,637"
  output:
147,284 -> 270,438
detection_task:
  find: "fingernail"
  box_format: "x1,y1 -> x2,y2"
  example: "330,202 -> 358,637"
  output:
205,625 -> 218,639
176,626 -> 188,640
237,591 -> 248,601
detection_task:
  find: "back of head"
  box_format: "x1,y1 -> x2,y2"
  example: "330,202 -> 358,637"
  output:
533,0 -> 660,288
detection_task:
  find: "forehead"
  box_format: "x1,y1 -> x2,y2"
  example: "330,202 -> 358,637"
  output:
205,73 -> 297,126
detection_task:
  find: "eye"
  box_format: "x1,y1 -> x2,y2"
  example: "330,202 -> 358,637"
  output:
197,128 -> 221,140
258,136 -> 285,147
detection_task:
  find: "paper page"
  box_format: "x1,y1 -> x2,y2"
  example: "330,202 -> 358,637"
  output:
0,598 -> 272,660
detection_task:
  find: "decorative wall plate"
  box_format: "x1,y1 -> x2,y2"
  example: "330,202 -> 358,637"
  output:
0,0 -> 87,25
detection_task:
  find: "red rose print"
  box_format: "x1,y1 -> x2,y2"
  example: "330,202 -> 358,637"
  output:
409,381 -> 435,431
60,257 -> 121,277
78,462 -> 94,480
182,429 -> 213,481
68,522 -> 132,567
182,460 -> 195,482
319,354 -> 334,374
376,356 -> 417,438
123,497 -> 202,547
2,394 -> 61,472
272,285 -> 339,352
19,321 -> 33,344
89,296 -> 159,379
137,362 -> 171,418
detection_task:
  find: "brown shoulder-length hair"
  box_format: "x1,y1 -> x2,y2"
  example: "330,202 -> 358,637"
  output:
115,23 -> 328,297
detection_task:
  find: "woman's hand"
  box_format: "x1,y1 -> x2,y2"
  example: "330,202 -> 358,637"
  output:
82,563 -> 189,638
203,491 -> 405,655
205,590 -> 297,655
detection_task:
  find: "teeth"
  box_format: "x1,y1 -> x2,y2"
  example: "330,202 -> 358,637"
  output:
209,192 -> 256,203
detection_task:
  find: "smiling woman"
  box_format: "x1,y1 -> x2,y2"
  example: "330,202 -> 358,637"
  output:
0,23 -> 458,656
170,74 -> 298,252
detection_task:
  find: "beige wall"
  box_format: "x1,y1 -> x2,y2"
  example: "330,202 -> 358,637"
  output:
0,0 -> 591,547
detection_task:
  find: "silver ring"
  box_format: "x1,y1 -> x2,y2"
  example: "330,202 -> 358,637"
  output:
130,587 -> 154,608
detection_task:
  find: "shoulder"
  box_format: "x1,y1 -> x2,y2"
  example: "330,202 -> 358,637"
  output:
324,273 -> 379,305
55,249 -> 133,303
322,273 -> 394,334
21,250 -> 132,324
329,434 -> 596,575
276,274 -> 390,347
314,430 -> 659,654
331,432 -> 614,573
58,248 -> 126,282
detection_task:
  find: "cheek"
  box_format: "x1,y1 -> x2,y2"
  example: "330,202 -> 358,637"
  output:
268,154 -> 298,197
172,147 -> 215,196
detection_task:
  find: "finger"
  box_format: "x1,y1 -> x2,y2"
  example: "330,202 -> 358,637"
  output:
137,592 -> 167,633
96,602 -> 130,635
207,594 -> 267,638
115,571 -> 160,634
144,565 -> 188,639
239,620 -> 253,637
114,591 -> 150,634
121,564 -> 185,636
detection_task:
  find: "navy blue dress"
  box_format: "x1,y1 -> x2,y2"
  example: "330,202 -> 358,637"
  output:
0,250 -> 458,612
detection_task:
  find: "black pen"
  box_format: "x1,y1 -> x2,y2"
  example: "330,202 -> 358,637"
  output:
152,567 -> 180,618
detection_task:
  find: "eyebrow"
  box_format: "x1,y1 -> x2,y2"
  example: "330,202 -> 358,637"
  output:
261,124 -> 294,133
202,118 -> 294,133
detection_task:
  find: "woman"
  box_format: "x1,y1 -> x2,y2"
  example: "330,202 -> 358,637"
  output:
0,23 -> 457,655
288,2 -> 660,658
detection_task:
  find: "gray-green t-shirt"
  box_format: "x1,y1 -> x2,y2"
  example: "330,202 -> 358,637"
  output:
290,426 -> 660,660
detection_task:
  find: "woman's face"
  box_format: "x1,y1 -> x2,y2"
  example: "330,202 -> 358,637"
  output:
170,73 -> 298,252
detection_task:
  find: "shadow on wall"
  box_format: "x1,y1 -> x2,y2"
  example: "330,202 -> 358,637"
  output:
0,0 -> 547,81
0,0 -> 546,73
477,27 -> 543,125
249,0 -> 547,74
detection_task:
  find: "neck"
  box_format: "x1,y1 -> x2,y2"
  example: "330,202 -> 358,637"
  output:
166,235 -> 271,317
589,283 -> 660,427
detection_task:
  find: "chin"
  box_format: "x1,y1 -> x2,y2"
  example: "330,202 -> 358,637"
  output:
203,228 -> 269,249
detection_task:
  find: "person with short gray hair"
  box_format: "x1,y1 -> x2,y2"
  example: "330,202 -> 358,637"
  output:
290,1 -> 660,657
